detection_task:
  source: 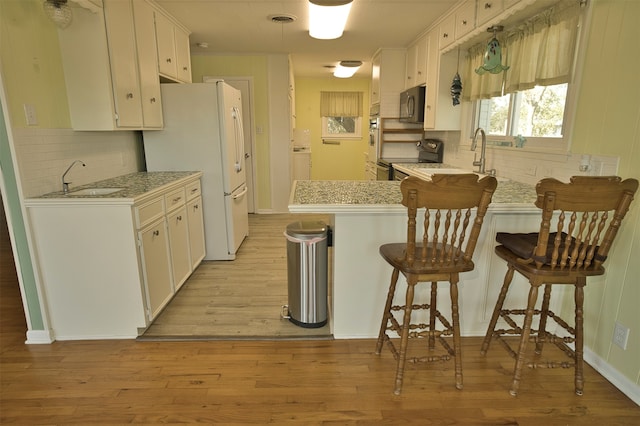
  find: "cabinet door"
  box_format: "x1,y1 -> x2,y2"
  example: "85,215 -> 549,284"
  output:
405,43 -> 417,89
155,12 -> 177,78
187,197 -> 206,269
167,206 -> 192,291
424,32 -> 439,129
133,0 -> 163,128
103,0 -> 143,128
175,27 -> 192,83
139,219 -> 173,320
477,0 -> 504,26
370,53 -> 381,105
455,0 -> 476,40
414,35 -> 428,86
438,14 -> 456,50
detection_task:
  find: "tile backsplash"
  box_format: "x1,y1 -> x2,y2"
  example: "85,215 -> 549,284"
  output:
436,131 -> 619,186
11,128 -> 144,198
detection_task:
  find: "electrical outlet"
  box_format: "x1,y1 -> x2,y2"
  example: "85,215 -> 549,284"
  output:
23,103 -> 37,126
524,165 -> 537,176
613,322 -> 629,350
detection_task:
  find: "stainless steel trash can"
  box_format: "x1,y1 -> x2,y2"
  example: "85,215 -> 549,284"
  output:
284,221 -> 328,328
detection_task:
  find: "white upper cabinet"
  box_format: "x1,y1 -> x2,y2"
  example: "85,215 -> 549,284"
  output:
455,0 -> 476,40
155,11 -> 192,83
57,0 -> 190,131
424,30 -> 461,131
405,34 -> 428,88
476,0 -> 505,26
58,0 -> 143,130
133,0 -> 163,128
437,14 -> 456,50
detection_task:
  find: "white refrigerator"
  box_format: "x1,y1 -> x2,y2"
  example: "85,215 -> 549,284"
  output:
143,81 -> 249,260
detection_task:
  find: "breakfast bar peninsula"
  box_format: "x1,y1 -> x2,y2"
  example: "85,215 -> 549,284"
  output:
288,167 -> 545,339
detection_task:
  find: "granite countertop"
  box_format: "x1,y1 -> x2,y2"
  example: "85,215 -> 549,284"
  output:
27,171 -> 202,202
289,165 -> 538,214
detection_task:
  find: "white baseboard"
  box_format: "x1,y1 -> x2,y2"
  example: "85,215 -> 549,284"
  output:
25,329 -> 54,344
584,347 -> 640,406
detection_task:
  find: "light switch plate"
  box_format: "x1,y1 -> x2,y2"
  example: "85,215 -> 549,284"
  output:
23,104 -> 37,126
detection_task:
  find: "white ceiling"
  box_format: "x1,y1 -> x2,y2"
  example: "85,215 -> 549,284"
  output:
155,0 -> 460,78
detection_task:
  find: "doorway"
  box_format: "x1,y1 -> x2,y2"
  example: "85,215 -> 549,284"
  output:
203,76 -> 257,213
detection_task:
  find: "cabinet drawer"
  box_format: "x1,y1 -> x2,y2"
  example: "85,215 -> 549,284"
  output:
165,187 -> 186,212
136,197 -> 164,228
185,179 -> 201,201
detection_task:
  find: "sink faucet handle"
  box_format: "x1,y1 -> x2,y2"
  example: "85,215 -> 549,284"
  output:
472,153 -> 482,167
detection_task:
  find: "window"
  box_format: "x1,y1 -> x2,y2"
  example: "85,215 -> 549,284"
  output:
476,83 -> 568,138
321,116 -> 362,139
320,91 -> 363,139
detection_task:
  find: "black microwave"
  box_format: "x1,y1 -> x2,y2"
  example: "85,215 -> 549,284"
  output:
399,86 -> 425,123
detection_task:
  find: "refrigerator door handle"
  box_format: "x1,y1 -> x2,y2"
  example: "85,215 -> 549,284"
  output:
232,186 -> 248,199
232,106 -> 245,172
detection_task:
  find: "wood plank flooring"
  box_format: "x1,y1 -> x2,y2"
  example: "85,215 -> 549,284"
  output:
142,213 -> 332,339
2,204 -> 640,424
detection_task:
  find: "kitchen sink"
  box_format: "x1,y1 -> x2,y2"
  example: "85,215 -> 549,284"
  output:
68,187 -> 124,196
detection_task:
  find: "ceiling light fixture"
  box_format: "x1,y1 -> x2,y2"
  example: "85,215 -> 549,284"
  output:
333,60 -> 362,78
43,0 -> 73,29
308,0 -> 353,40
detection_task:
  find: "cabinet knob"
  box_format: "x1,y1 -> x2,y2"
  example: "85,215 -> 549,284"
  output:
485,2 -> 492,9
177,215 -> 182,221
443,32 -> 449,38
150,97 -> 156,103
462,20 -> 467,25
153,230 -> 160,236
194,204 -> 199,210
183,66 -> 188,71
126,93 -> 134,99
166,58 -> 172,63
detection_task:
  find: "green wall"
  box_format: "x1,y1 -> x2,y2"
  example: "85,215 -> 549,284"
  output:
190,55 -> 272,210
570,0 -> 640,383
295,77 -> 370,180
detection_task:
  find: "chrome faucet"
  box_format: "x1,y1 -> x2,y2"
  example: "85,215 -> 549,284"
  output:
470,127 -> 487,174
62,160 -> 86,193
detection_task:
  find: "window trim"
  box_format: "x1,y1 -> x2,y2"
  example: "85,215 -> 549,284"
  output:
321,116 -> 363,140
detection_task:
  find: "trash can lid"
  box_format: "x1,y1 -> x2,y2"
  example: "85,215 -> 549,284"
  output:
285,221 -> 327,239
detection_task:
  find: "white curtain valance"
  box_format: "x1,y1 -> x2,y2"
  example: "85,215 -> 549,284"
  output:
463,0 -> 582,101
320,91 -> 363,117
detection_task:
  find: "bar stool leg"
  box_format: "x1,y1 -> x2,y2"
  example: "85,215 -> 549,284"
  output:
481,265 -> 515,355
510,284 -> 539,396
450,274 -> 463,390
575,278 -> 586,396
394,278 -> 416,395
428,281 -> 437,350
376,268 -> 400,355
535,284 -> 553,354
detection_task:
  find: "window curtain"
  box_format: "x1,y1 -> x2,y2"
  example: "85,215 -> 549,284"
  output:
463,0 -> 582,101
320,91 -> 363,117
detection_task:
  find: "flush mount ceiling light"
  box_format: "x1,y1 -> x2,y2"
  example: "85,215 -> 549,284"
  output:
308,0 -> 353,40
333,60 -> 362,78
43,0 -> 73,29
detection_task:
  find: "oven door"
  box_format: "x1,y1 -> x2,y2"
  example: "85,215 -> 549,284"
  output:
376,163 -> 391,180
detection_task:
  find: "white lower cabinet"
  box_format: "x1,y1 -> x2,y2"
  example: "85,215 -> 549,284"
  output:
25,173 -> 204,340
187,197 -> 206,269
167,205 -> 191,291
138,217 -> 174,319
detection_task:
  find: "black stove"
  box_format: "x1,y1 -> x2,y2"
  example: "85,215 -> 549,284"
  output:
376,139 -> 443,180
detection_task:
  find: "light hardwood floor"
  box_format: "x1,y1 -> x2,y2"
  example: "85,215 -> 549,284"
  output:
2,205 -> 640,424
141,213 -> 333,339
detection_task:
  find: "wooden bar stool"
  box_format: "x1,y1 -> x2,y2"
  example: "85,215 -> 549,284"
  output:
481,176 -> 638,396
375,174 -> 497,395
